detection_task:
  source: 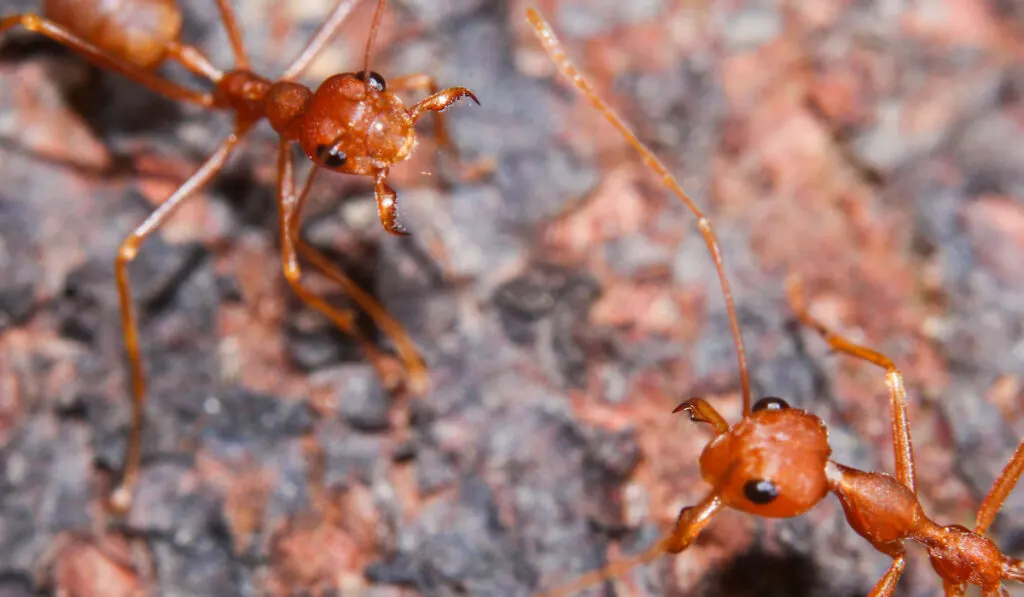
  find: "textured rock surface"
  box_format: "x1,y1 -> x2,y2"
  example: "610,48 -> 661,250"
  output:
0,0 -> 1022,596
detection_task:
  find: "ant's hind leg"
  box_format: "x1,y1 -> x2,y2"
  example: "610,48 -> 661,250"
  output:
110,130 -> 246,514
0,15 -> 213,107
785,276 -> 917,493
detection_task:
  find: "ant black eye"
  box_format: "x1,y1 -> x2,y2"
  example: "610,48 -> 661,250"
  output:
355,70 -> 386,92
315,144 -> 347,168
752,397 -> 790,412
744,479 -> 780,505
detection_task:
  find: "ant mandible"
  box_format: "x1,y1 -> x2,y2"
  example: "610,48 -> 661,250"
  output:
0,0 -> 479,514
526,8 -> 1024,597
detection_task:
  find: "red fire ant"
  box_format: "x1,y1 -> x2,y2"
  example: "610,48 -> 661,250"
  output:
526,8 -> 1024,596
0,0 -> 479,514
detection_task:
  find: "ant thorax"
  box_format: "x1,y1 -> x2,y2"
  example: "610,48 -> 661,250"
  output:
699,404 -> 832,518
298,71 -> 415,176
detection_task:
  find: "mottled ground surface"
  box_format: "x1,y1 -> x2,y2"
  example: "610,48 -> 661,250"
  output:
1,0 -> 1023,596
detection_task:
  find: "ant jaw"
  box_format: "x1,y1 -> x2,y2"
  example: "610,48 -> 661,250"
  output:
672,399 -> 698,417
378,201 -> 410,236
409,87 -> 480,123
674,398 -> 729,435
373,173 -> 411,236
382,217 -> 410,237
461,89 -> 482,107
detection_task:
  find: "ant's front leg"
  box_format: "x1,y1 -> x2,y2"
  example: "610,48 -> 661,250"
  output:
533,493 -> 723,597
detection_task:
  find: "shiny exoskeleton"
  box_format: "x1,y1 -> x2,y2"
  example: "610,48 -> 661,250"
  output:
1,0 -> 478,514
526,8 -> 1023,597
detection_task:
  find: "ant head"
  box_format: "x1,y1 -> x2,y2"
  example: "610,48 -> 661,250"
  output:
298,71 -> 415,176
697,397 -> 831,518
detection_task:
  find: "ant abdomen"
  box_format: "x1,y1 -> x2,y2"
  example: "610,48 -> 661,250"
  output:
43,0 -> 182,69
298,73 -> 415,175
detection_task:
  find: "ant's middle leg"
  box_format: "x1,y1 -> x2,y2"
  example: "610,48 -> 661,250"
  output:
786,276 -> 917,493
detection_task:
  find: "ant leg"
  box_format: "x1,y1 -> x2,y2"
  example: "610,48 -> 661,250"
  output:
295,241 -> 429,395
866,555 -> 907,597
0,15 -> 214,107
975,440 -> 1024,534
281,0 -> 363,81
673,398 -> 729,435
533,495 -> 723,597
109,129 -> 248,514
786,277 -> 916,493
212,0 -> 250,70
163,41 -> 223,82
276,140 -> 418,393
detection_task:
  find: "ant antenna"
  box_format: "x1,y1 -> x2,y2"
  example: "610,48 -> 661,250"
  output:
525,8 -> 753,414
362,0 -> 387,77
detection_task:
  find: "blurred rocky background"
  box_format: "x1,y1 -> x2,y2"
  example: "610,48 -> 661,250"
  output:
1,0 -> 1022,595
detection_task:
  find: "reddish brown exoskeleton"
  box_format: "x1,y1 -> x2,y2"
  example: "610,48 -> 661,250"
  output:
0,0 -> 478,514
526,8 -> 1024,596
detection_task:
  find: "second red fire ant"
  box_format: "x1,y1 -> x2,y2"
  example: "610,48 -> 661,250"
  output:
526,7 -> 1024,596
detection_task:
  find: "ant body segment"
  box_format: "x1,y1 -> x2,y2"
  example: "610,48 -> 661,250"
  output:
526,8 -> 1023,596
0,0 -> 478,514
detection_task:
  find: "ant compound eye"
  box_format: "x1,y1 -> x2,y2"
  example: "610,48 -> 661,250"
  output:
752,397 -> 790,412
744,479 -> 780,505
355,70 -> 387,92
315,144 -> 347,168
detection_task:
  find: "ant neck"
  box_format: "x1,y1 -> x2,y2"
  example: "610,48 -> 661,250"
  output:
213,70 -> 312,139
